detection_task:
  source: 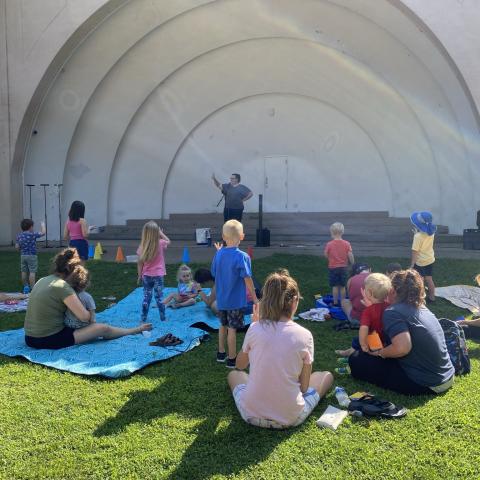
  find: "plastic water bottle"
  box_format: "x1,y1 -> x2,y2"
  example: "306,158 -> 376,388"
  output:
335,386 -> 350,407
23,285 -> 30,294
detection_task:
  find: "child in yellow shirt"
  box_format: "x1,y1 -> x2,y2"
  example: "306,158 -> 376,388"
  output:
410,211 -> 436,302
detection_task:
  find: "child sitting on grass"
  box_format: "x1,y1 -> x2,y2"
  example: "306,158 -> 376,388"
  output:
163,264 -> 200,309
227,270 -> 333,429
335,273 -> 392,373
16,219 -> 46,293
212,220 -> 258,369
324,222 -> 354,306
64,265 -> 96,329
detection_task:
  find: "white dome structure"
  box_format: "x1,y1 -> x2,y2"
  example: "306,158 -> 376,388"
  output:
2,0 -> 480,242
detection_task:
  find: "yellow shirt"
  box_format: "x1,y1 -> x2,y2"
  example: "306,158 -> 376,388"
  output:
412,232 -> 435,266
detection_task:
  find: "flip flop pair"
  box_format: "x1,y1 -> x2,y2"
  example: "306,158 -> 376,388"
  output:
149,333 -> 183,347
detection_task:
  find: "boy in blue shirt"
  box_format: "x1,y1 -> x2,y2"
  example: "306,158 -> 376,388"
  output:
212,220 -> 258,368
15,219 -> 45,293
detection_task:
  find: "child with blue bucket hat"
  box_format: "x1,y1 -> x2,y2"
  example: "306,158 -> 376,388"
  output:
409,211 -> 437,302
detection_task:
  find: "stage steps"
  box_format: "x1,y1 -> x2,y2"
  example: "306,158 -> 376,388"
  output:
90,212 -> 459,245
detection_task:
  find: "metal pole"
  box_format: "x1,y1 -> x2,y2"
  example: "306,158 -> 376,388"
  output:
25,184 -> 35,219
55,184 -> 63,247
40,184 -> 49,247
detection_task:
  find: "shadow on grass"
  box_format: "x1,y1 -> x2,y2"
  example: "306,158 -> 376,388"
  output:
94,370 -> 295,479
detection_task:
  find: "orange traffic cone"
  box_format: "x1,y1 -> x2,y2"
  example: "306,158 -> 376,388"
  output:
115,246 -> 126,262
247,245 -> 254,260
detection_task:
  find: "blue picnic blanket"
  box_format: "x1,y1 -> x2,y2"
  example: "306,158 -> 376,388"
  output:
0,288 -> 250,378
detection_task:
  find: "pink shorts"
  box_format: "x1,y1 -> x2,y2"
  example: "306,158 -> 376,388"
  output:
232,384 -> 320,429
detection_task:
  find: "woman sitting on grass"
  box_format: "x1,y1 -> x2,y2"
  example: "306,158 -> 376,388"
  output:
228,270 -> 333,429
348,269 -> 455,395
24,248 -> 151,350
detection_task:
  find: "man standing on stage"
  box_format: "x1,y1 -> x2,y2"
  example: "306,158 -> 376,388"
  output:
212,173 -> 253,222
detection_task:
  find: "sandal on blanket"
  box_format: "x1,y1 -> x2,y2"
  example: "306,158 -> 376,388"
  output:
149,333 -> 184,347
164,335 -> 183,346
149,333 -> 172,347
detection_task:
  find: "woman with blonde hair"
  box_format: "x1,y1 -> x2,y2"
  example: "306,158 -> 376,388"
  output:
227,270 -> 333,429
136,221 -> 170,322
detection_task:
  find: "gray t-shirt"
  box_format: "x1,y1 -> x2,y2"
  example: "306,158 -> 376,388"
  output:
383,303 -> 454,387
222,183 -> 251,209
64,291 -> 96,329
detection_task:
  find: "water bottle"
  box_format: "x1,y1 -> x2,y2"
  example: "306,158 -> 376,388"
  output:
334,386 -> 350,407
23,285 -> 30,295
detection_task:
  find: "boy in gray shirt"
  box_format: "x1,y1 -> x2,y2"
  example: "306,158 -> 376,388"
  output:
64,265 -> 96,329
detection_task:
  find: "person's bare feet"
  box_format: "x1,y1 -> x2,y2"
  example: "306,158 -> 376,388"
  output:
137,323 -> 152,333
335,347 -> 354,357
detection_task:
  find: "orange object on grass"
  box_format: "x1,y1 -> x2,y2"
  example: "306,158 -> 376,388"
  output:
115,246 -> 126,262
367,331 -> 383,351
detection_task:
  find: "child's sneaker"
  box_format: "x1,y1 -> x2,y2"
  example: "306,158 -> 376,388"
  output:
216,351 -> 227,363
226,357 -> 237,369
335,366 -> 351,375
337,357 -> 349,365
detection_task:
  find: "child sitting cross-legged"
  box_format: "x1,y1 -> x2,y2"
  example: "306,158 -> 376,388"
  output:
335,273 -> 392,373
64,265 -> 96,329
162,264 -> 200,309
227,270 -> 333,429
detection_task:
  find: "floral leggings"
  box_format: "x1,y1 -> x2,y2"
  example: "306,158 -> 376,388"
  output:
141,275 -> 165,322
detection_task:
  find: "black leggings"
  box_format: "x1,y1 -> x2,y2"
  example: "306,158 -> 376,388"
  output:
223,208 -> 243,222
348,350 -> 432,395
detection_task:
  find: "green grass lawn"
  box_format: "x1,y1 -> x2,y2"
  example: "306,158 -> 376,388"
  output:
1,251 -> 480,479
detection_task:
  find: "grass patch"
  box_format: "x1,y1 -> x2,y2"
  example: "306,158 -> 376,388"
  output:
0,251 -> 480,479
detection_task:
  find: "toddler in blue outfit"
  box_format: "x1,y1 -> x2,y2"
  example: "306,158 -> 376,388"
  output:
211,220 -> 258,369
15,219 -> 46,293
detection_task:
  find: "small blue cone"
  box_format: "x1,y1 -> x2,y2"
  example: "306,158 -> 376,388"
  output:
182,246 -> 190,264
88,244 -> 95,259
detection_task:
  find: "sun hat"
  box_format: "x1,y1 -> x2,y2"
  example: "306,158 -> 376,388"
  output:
410,211 -> 437,236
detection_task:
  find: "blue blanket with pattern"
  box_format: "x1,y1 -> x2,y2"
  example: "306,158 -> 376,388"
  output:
0,288 -> 250,378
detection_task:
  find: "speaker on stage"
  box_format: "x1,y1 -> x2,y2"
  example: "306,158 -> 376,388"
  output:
256,228 -> 270,247
477,210 -> 480,229
463,229 -> 480,250
255,194 -> 270,247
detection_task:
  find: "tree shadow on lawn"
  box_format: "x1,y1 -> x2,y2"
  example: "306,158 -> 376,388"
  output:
94,370 -> 297,479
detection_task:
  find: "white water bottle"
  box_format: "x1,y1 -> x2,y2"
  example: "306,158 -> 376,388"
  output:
335,386 -> 350,407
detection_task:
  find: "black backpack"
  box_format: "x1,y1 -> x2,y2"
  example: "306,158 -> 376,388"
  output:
348,394 -> 407,418
439,318 -> 471,375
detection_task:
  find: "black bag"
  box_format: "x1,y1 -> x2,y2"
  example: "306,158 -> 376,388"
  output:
439,318 -> 471,375
348,394 -> 407,418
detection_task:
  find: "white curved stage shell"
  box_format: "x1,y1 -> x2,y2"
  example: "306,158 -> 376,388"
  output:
4,0 -> 480,241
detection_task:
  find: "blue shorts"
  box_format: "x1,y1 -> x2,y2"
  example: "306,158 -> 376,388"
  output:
69,239 -> 89,260
328,267 -> 348,287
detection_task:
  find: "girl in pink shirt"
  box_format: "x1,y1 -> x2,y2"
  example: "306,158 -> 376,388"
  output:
63,201 -> 90,261
136,221 -> 170,322
228,270 -> 333,429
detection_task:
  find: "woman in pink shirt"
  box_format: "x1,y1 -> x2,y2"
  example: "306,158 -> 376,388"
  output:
63,201 -> 90,261
228,270 -> 333,429
136,221 -> 170,323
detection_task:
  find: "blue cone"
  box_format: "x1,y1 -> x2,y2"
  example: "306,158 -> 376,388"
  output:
182,246 -> 190,264
88,244 -> 95,259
